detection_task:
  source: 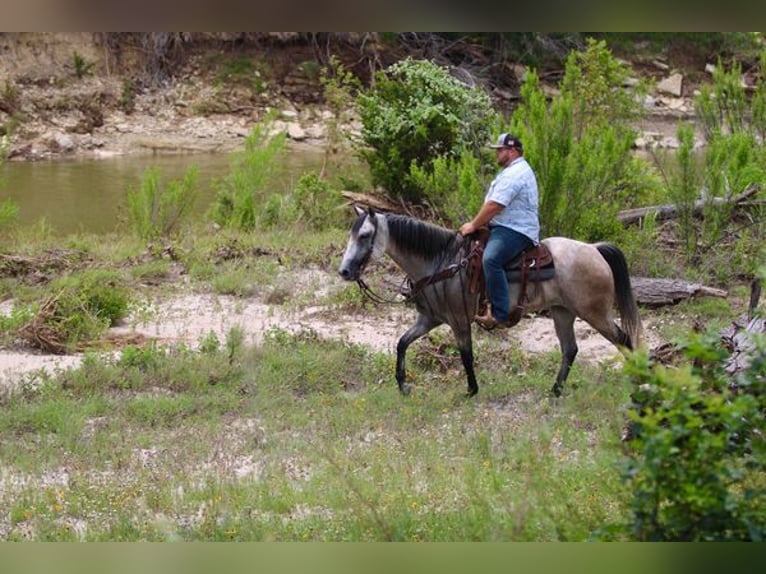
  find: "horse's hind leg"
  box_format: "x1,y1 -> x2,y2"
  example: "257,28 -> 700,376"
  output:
551,306 -> 578,397
396,313 -> 441,395
584,310 -> 633,352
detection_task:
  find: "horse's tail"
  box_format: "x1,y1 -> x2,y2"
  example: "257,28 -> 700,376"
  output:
596,242 -> 643,350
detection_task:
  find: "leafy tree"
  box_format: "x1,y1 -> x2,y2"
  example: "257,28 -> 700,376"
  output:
355,58 -> 497,204
509,39 -> 651,240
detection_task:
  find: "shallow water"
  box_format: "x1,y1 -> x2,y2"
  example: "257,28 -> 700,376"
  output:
1,147 -> 327,236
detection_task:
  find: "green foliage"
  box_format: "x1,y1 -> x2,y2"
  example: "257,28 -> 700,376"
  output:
355,58 -> 497,203
52,269 -> 130,328
659,60 -> 766,267
320,55 -> 361,180
119,79 -> 137,113
695,59 -> 749,140
616,334 -> 766,541
211,116 -> 286,231
510,40 -> 648,240
752,52 -> 766,144
72,51 -> 95,79
408,147 -> 485,226
0,302 -> 34,343
126,166 -> 199,240
560,38 -> 645,136
1,79 -> 20,114
216,56 -> 255,83
658,122 -> 701,258
119,342 -> 164,371
701,132 -> 766,253
28,269 -> 132,351
288,172 -> 345,231
0,197 -> 19,232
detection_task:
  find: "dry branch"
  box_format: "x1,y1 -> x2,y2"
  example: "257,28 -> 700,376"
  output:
617,184 -> 761,226
649,278 -> 763,376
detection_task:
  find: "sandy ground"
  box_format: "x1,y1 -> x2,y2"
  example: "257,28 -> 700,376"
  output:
0,270 -> 661,391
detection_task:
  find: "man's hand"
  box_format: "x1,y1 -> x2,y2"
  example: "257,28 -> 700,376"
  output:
459,222 -> 476,236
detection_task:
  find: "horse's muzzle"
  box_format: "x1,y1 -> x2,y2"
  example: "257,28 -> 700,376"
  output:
338,266 -> 356,281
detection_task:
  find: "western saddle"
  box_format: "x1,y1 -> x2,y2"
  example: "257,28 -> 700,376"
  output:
468,228 -> 555,327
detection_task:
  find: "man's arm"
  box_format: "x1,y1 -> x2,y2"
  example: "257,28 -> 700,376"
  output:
459,201 -> 504,236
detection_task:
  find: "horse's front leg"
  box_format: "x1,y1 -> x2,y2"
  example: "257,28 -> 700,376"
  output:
396,314 -> 441,395
452,326 -> 478,397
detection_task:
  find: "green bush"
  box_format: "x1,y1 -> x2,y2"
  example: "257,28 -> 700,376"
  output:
126,166 -> 199,240
0,198 -> 18,233
695,58 -> 749,140
355,58 -> 497,204
408,147 -> 486,226
289,172 -> 344,230
72,51 -> 95,79
615,332 -> 766,541
211,116 -> 286,231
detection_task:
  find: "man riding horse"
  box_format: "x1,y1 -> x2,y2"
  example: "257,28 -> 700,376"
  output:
459,133 -> 540,330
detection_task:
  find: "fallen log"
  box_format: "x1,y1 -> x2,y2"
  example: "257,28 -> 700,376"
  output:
631,276 -> 728,307
617,184 -> 760,226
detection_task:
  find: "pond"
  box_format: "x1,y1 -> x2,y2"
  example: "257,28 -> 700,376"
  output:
0,146 -> 329,236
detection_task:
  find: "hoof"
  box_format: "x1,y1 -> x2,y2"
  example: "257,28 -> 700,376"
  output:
398,383 -> 412,396
551,384 -> 562,397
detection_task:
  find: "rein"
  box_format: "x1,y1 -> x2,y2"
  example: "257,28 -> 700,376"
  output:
355,238 -> 484,305
356,278 -> 403,304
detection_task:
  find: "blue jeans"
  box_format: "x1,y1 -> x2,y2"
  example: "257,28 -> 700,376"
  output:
483,225 -> 534,322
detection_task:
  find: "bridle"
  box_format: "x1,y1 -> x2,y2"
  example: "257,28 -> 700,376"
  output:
354,233 -> 484,305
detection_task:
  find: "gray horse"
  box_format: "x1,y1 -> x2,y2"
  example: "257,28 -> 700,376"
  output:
338,207 -> 642,397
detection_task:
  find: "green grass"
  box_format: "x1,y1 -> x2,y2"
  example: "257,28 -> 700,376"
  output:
0,328 -> 634,541
0,196 -> 760,541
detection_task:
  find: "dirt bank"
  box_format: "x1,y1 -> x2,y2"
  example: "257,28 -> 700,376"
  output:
0,32 -> 702,162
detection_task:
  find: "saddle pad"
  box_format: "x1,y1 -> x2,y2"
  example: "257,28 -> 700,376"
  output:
504,243 -> 555,283
506,266 -> 556,283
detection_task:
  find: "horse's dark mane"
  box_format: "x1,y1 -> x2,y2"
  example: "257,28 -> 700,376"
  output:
385,213 -> 460,261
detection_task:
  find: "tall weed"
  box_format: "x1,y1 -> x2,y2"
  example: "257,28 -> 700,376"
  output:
695,58 -> 749,140
126,166 -> 199,240
211,115 -> 286,231
409,147 -> 485,226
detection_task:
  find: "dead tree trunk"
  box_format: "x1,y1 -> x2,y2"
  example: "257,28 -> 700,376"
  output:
721,278 -> 764,376
631,276 -> 727,307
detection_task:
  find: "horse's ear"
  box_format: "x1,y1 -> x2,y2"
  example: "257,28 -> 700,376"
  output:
353,204 -> 366,217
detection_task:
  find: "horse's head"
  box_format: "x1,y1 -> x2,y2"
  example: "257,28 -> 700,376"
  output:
338,205 -> 387,281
